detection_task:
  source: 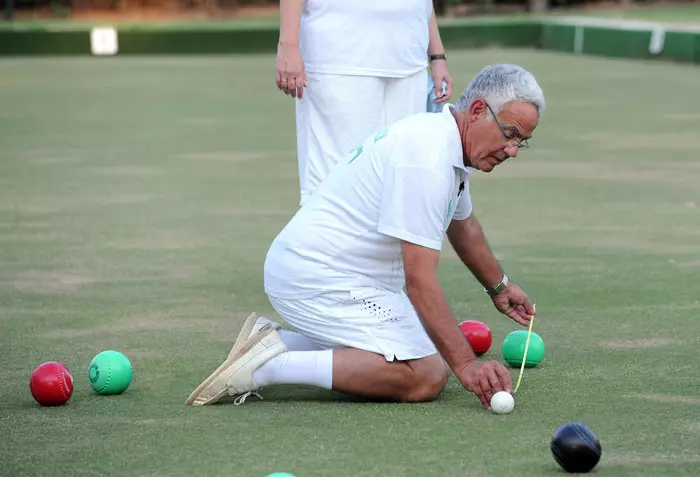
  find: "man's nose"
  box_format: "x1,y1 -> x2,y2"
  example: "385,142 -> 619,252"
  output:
505,144 -> 519,158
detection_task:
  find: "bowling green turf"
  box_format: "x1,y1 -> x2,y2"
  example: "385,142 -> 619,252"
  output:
1,50 -> 699,477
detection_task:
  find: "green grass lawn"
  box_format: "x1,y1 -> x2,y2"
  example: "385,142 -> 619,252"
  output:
1,49 -> 700,476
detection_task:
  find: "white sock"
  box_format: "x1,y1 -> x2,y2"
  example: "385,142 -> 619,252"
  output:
253,350 -> 333,389
279,329 -> 325,351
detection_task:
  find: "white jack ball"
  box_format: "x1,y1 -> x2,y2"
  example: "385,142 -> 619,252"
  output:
490,391 -> 515,414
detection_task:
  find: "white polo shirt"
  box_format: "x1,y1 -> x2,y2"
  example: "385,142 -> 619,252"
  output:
299,0 -> 432,78
264,105 -> 473,299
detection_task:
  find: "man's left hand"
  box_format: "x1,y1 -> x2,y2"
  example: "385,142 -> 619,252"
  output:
491,282 -> 535,326
430,60 -> 452,103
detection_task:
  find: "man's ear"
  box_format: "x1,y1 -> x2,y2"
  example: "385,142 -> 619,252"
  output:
468,98 -> 487,123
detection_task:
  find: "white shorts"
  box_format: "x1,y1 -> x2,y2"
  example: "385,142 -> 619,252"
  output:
295,68 -> 428,206
267,287 -> 438,362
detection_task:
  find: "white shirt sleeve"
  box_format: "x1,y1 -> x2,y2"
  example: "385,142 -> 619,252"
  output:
452,178 -> 473,221
377,164 -> 452,251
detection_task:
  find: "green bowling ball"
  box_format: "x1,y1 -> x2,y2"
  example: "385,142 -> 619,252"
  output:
88,350 -> 133,395
501,330 -> 545,368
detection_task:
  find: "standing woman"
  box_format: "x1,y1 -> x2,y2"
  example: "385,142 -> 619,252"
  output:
275,0 -> 453,206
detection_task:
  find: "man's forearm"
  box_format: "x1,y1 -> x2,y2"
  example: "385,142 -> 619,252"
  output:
278,0 -> 304,46
447,215 -> 504,289
427,7 -> 445,55
406,274 -> 477,371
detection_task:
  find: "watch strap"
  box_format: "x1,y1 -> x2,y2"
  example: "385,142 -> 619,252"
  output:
485,274 -> 509,297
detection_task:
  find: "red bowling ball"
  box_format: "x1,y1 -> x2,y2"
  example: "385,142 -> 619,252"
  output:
458,320 -> 492,356
30,361 -> 74,406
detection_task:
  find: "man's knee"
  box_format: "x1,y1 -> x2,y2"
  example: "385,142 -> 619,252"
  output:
402,357 -> 449,403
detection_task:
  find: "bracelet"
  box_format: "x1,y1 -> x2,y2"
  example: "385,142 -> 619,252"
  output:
429,54 -> 447,62
485,274 -> 509,297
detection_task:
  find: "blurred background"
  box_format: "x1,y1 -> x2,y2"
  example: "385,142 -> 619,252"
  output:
3,0 -> 700,22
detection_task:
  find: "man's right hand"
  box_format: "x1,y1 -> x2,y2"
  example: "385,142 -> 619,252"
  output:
491,281 -> 535,327
275,43 -> 307,99
457,360 -> 513,409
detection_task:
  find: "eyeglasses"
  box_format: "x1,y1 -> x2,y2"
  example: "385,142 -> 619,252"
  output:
484,101 -> 529,150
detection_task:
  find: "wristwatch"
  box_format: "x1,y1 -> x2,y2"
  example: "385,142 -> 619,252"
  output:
485,274 -> 509,297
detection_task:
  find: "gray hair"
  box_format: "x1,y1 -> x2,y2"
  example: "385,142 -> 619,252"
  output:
454,64 -> 546,117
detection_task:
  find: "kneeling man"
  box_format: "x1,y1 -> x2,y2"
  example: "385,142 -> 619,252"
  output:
187,64 -> 545,409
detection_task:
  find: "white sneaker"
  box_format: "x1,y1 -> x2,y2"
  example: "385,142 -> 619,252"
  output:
186,325 -> 287,406
228,312 -> 281,360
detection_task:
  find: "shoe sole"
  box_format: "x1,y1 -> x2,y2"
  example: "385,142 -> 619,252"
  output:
186,324 -> 274,406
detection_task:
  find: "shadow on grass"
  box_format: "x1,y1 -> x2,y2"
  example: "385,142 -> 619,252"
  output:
224,385 -> 375,404
209,384 -> 487,408
200,385 -> 471,406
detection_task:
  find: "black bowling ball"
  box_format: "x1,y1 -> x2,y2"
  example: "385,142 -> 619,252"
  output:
551,422 -> 602,473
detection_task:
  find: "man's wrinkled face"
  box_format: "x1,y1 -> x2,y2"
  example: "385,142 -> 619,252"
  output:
464,99 -> 539,173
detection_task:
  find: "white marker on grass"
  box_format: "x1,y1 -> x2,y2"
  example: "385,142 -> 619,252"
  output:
91,27 -> 119,56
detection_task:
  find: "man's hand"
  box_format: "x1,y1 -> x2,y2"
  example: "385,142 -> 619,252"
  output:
492,282 -> 536,326
276,43 -> 307,99
457,360 -> 513,409
430,60 -> 452,103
